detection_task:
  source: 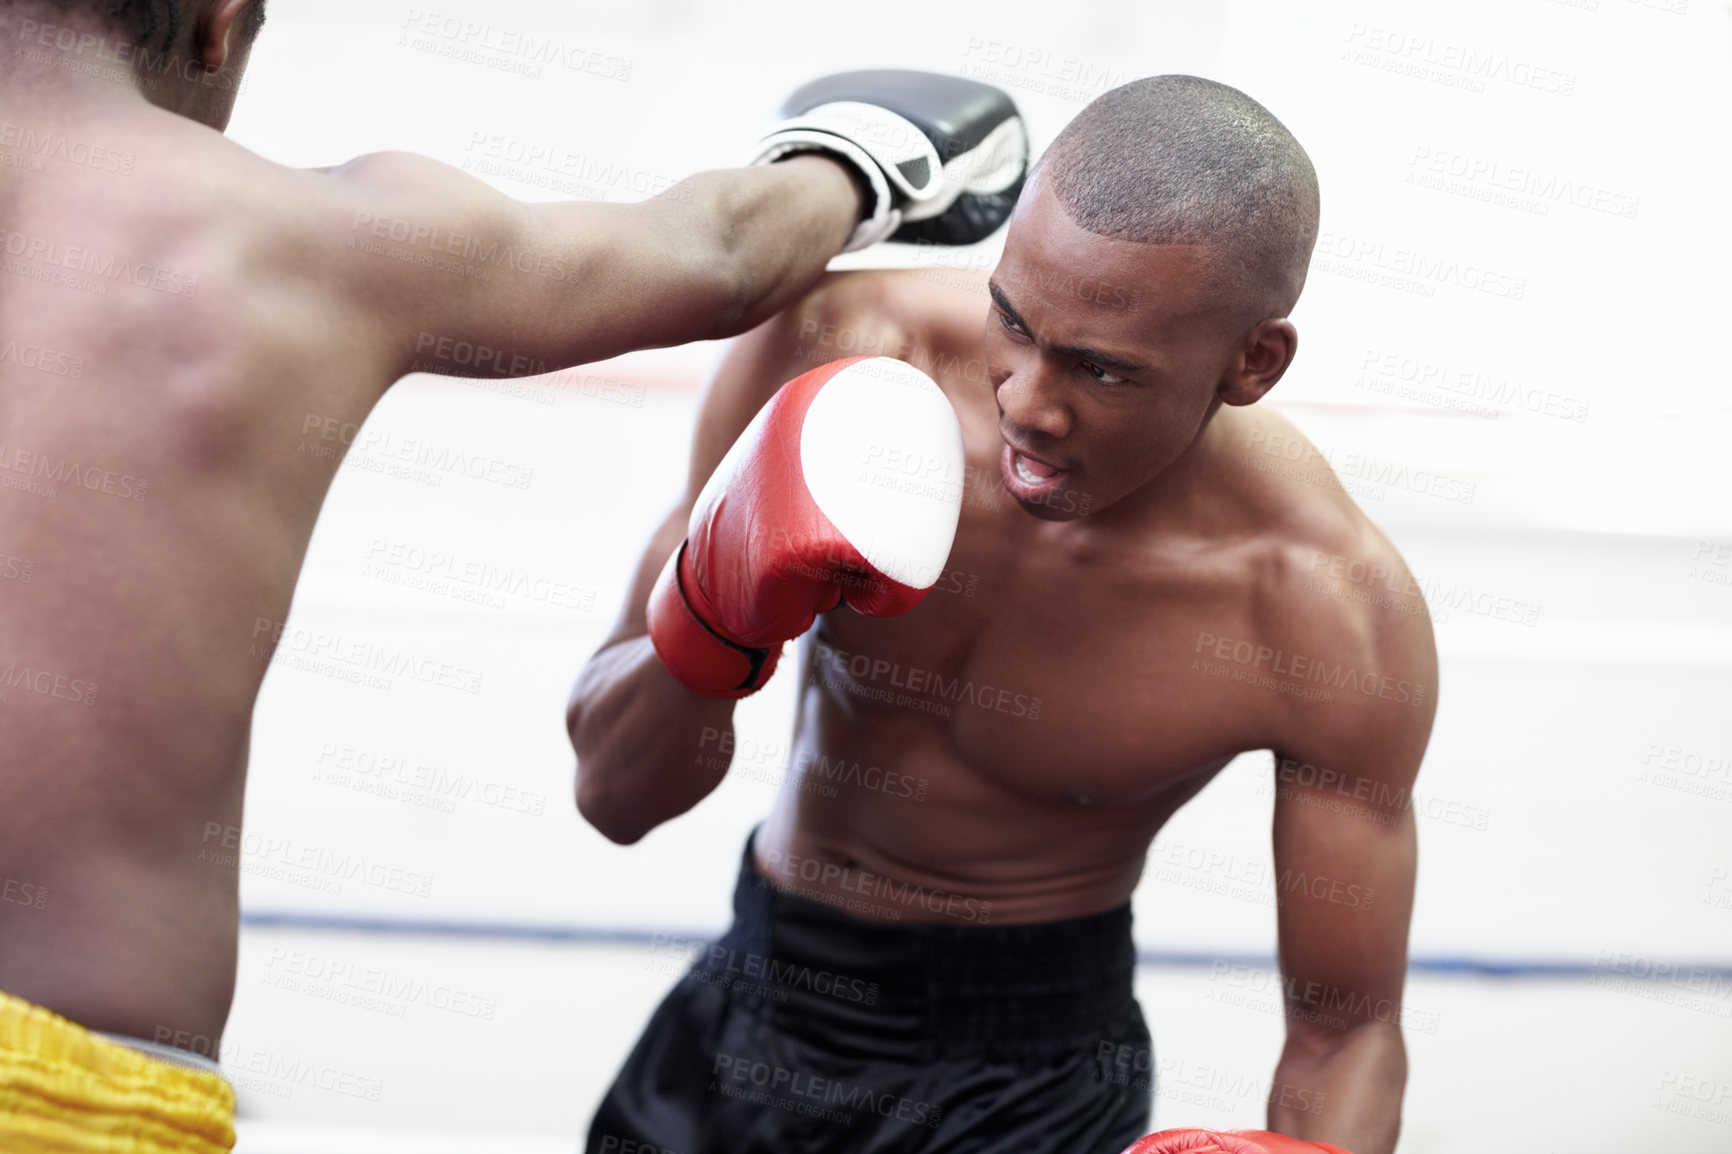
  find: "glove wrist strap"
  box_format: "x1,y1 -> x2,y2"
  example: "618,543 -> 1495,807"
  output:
646,542 -> 774,699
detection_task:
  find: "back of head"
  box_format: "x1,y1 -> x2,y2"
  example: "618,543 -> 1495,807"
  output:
1038,75 -> 1320,327
5,0 -> 268,130
11,0 -> 266,49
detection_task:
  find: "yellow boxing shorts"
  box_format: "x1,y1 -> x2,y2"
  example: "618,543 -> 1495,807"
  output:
0,990 -> 235,1153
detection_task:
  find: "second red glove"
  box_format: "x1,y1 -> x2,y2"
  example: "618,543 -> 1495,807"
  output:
1123,1130 -> 1352,1154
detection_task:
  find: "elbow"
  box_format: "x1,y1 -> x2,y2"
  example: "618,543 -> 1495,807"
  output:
575,769 -> 652,846
680,180 -> 774,341
570,731 -> 650,846
567,660 -> 671,846
702,239 -> 763,342
568,693 -> 647,845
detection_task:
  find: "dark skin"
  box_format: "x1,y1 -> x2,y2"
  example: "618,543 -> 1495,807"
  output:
570,174 -> 1437,1154
0,0 -> 865,1054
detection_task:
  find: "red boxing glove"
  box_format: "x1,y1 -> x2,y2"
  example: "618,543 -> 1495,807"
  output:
1123,1130 -> 1352,1154
647,356 -> 965,698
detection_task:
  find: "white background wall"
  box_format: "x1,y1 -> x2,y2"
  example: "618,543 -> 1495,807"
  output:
220,0 -> 1732,1150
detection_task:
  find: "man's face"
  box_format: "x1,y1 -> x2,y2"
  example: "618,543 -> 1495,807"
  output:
985,181 -> 1248,522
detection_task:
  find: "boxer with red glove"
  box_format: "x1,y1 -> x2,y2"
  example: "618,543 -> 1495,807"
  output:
1124,1129 -> 1352,1154
646,356 -> 966,698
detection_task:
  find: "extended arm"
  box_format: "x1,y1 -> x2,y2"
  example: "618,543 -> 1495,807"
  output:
322,152 -> 864,386
317,68 -> 1027,393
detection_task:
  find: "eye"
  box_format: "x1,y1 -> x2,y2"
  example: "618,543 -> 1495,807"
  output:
995,309 -> 1027,338
1081,361 -> 1127,386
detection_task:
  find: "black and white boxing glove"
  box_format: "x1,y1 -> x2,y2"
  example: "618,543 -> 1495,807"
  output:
752,70 -> 1028,251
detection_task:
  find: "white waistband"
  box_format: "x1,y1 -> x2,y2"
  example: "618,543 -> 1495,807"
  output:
94,1031 -> 226,1077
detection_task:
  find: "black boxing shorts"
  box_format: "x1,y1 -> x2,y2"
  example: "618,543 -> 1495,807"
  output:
585,832 -> 1152,1154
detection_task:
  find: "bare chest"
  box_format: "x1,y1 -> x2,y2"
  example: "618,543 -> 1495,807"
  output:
808,476 -> 1264,809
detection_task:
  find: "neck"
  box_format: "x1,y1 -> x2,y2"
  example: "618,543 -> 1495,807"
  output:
0,10 -> 233,129
0,11 -> 158,114
1068,399 -> 1232,536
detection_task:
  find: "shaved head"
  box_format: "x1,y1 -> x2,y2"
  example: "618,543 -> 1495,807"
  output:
1037,75 -> 1320,327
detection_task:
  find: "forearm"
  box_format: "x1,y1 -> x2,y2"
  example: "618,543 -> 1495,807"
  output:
689,155 -> 866,334
569,634 -> 739,844
1270,1021 -> 1406,1154
519,155 -> 863,362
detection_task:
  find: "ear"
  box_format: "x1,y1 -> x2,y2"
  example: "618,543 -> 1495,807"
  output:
199,0 -> 254,71
1218,318 -> 1298,407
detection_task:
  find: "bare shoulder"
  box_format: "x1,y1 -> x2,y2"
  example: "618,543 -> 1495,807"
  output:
776,267 -> 990,394
786,266 -> 986,340
127,137 -> 478,392
80,116 -> 391,323
0,108 -> 377,386
1221,406 -> 1439,754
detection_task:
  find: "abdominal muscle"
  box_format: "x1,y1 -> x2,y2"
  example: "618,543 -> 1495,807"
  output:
750,690 -> 1205,928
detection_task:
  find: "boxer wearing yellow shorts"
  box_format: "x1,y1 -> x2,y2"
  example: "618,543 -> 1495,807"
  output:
0,0 -> 1022,1148
0,992 -> 233,1153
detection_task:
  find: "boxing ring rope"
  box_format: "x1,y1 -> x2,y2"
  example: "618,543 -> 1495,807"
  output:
238,910 -> 1732,980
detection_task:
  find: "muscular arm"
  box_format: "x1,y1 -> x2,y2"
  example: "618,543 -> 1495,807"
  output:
567,287 -> 864,843
1264,547 -> 1438,1154
318,152 -> 863,388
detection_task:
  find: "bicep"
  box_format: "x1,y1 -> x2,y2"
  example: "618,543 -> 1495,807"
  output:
1267,535 -> 1441,1022
1270,733 -> 1424,1033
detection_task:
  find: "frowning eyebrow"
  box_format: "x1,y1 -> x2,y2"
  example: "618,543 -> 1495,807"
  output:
987,281 -> 1149,375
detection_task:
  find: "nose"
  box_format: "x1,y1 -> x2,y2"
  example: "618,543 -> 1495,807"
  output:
994,357 -> 1072,443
